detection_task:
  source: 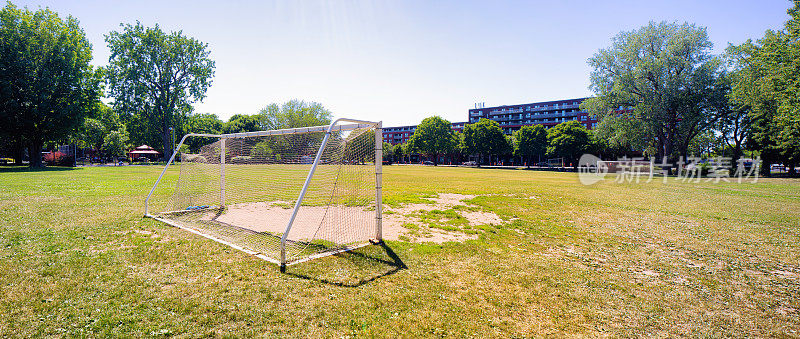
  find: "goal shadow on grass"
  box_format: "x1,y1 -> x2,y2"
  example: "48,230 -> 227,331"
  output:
285,242 -> 407,287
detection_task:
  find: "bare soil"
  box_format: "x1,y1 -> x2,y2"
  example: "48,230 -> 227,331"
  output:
191,193 -> 505,244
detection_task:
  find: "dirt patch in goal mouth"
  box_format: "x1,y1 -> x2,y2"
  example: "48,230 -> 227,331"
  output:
179,193 -> 504,245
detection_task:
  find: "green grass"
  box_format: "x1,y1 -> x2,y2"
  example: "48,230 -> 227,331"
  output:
1,165 -> 799,336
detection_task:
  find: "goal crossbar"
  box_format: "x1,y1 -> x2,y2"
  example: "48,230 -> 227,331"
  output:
144,118 -> 383,271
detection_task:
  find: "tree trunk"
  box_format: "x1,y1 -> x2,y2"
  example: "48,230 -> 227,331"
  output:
731,141 -> 742,173
664,128 -> 674,162
760,160 -> 771,177
28,139 -> 43,167
162,121 -> 172,162
13,135 -> 24,165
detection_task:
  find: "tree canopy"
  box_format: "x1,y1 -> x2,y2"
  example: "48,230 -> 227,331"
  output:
0,2 -> 102,166
547,121 -> 591,168
257,99 -> 332,130
80,118 -> 108,151
182,113 -> 223,152
582,21 -> 727,160
105,22 -> 215,160
223,114 -> 261,134
513,125 -> 547,167
102,126 -> 130,158
462,119 -> 508,166
407,116 -> 456,165
725,2 -> 800,174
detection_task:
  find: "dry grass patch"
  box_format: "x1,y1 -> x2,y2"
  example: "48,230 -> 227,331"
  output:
0,165 -> 798,336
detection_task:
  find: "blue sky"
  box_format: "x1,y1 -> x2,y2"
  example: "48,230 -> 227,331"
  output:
15,0 -> 793,127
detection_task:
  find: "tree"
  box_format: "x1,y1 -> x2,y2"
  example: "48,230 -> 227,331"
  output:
393,143 -> 404,163
462,119 -> 507,167
725,3 -> 800,176
582,21 -> 728,161
501,135 -> 514,165
382,142 -> 394,163
95,102 -> 122,131
223,114 -> 261,134
80,118 -> 108,151
0,3 -> 102,167
102,127 -> 130,159
258,99 -> 332,130
513,125 -> 547,167
546,121 -> 591,168
449,132 -> 465,165
401,143 -> 412,163
407,116 -> 456,165
687,129 -> 719,157
105,22 -> 215,161
183,113 -> 223,152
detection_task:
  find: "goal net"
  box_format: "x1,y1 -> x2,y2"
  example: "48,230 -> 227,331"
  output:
145,119 -> 382,270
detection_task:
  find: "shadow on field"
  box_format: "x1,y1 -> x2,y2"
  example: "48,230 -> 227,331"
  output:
0,166 -> 80,172
286,242 -> 407,287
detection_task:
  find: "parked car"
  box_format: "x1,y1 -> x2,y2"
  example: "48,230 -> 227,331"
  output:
423,161 -> 434,166
462,161 -> 476,166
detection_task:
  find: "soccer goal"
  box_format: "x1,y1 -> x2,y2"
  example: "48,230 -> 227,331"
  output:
144,118 -> 383,272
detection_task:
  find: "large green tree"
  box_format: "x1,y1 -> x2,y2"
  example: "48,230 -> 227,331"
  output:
382,142 -> 394,163
183,113 -> 223,152
105,22 -> 215,161
80,118 -> 107,151
0,3 -> 102,167
513,124 -> 547,167
252,100 -> 334,160
223,114 -> 261,134
546,121 -> 592,168
258,99 -> 332,130
102,126 -> 130,159
393,143 -> 404,163
726,3 -> 800,175
582,21 -> 728,161
407,116 -> 456,166
462,119 -> 507,166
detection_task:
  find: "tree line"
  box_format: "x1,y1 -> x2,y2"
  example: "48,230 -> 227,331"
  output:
0,3 -> 218,166
0,2 -> 338,167
2,1 -> 799,175
384,115 -> 593,168
395,4 -> 800,176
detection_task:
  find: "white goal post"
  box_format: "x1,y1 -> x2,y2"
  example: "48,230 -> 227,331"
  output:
144,118 -> 383,272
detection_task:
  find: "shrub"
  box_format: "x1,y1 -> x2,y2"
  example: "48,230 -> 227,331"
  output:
231,156 -> 252,164
184,154 -> 207,163
43,152 -> 74,166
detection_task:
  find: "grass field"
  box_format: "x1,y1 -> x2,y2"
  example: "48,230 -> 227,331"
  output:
1,165 -> 799,336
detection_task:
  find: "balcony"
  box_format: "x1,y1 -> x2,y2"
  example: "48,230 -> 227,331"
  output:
489,108 -> 523,115
493,117 -> 523,122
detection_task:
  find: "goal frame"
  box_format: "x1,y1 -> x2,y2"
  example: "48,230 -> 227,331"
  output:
144,118 -> 383,271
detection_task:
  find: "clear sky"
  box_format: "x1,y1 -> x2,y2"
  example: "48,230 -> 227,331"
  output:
14,0 -> 794,127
